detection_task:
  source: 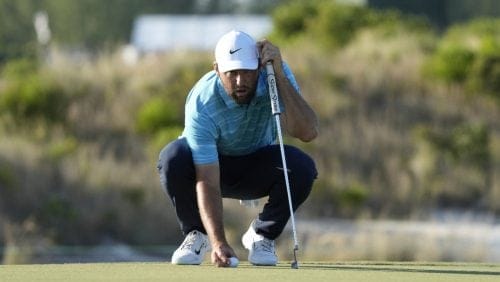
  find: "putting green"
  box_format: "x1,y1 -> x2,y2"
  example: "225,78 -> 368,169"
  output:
1,261 -> 499,282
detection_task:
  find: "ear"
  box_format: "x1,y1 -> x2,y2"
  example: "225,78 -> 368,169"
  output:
213,62 -> 219,74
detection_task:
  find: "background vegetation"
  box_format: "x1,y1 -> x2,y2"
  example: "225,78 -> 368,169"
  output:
0,0 -> 499,263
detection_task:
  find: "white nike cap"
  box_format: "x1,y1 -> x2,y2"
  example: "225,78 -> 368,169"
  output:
215,30 -> 259,73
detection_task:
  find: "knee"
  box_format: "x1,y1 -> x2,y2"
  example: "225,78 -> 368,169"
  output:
157,138 -> 194,192
299,154 -> 318,185
285,146 -> 317,200
286,146 -> 317,182
158,138 -> 192,171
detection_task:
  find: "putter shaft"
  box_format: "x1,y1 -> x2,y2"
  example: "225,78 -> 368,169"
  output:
265,62 -> 300,269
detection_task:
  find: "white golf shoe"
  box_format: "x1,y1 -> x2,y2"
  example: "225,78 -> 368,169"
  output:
171,230 -> 210,265
242,222 -> 278,266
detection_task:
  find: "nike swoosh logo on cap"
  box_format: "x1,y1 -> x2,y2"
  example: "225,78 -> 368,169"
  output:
229,48 -> 242,54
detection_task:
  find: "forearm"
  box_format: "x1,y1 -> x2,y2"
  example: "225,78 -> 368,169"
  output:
196,181 -> 228,248
274,68 -> 319,142
194,163 -> 235,266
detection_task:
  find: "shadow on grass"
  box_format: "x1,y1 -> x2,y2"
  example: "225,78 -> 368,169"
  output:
198,261 -> 500,276
269,262 -> 500,276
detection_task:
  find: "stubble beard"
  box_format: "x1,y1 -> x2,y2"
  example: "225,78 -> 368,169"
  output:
231,85 -> 257,105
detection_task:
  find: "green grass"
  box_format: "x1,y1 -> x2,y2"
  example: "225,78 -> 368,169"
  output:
1,262 -> 499,282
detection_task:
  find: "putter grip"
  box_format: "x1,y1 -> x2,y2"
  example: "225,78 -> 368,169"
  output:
265,62 -> 281,115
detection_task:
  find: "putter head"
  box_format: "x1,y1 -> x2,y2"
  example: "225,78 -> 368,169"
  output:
291,248 -> 299,269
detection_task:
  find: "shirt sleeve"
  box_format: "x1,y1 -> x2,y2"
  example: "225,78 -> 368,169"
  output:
282,62 -> 301,94
184,105 -> 219,165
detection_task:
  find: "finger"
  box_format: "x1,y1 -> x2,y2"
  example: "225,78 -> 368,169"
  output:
257,39 -> 275,62
212,251 -> 230,267
256,38 -> 268,48
256,45 -> 267,66
213,257 -> 225,267
262,48 -> 281,66
211,251 -> 222,265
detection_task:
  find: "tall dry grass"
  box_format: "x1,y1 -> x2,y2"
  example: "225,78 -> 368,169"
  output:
283,25 -> 500,219
1,23 -> 500,263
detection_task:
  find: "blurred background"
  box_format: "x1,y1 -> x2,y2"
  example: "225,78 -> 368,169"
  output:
1,0 -> 500,264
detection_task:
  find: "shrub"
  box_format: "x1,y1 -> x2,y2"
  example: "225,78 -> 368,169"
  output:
420,123 -> 489,167
424,18 -> 500,99
271,1 -> 431,50
413,123 -> 491,209
444,18 -> 500,43
467,37 -> 500,98
135,97 -> 181,135
308,2 -> 374,48
46,137 -> 79,161
337,182 -> 369,216
135,58 -> 208,136
271,1 -> 318,42
0,161 -> 16,189
424,44 -> 475,83
450,123 -> 490,166
0,58 -> 38,77
0,60 -> 68,125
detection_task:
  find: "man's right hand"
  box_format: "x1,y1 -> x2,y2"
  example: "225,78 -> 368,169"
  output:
211,242 -> 238,267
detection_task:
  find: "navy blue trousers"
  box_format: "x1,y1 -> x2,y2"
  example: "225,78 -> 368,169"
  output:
157,137 -> 317,240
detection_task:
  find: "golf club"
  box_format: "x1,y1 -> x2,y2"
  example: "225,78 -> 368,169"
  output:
265,61 -> 299,269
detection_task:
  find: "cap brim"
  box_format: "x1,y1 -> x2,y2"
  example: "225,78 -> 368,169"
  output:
218,60 -> 259,73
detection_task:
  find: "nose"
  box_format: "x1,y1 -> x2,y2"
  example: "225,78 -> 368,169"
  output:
235,72 -> 242,85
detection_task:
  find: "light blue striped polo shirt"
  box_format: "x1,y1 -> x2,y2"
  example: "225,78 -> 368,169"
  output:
181,62 -> 300,165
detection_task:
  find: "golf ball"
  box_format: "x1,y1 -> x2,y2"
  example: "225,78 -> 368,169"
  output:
228,257 -> 239,267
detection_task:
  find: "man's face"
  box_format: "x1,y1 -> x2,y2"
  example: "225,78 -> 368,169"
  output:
215,65 -> 259,105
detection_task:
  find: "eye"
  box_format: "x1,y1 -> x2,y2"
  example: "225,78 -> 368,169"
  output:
243,70 -> 257,76
225,71 -> 236,77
